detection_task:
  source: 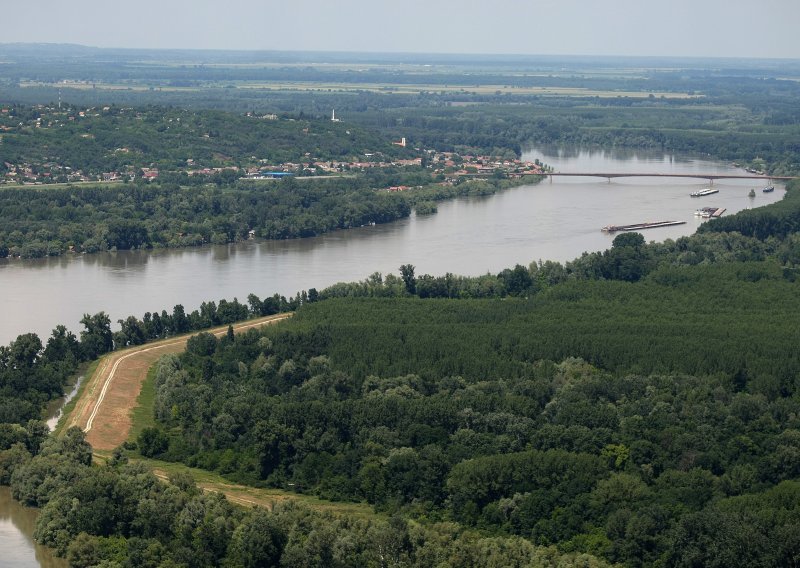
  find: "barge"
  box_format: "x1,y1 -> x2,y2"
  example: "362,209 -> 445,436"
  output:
601,220 -> 687,233
690,188 -> 719,197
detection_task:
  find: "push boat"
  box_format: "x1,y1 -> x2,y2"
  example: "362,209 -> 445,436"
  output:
694,207 -> 726,219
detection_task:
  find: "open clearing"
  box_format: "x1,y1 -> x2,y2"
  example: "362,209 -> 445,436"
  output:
64,313 -> 291,451
127,458 -> 378,517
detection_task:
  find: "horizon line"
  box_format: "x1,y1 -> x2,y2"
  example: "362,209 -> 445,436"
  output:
2,42 -> 799,63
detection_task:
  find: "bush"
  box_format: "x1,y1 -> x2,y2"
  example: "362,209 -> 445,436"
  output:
137,427 -> 169,458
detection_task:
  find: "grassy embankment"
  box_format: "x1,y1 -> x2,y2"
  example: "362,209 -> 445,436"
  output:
122,323 -> 379,519
57,312 -> 376,518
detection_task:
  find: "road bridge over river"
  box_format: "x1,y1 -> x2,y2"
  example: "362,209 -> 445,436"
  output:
545,172 -> 797,183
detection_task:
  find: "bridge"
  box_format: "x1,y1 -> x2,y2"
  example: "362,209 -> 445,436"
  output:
545,172 -> 797,183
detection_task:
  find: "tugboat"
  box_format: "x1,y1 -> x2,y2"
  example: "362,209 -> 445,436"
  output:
762,185 -> 775,193
693,207 -> 726,219
748,188 -> 756,198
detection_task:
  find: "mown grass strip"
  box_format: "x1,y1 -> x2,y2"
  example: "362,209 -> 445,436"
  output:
133,457 -> 381,519
128,363 -> 158,443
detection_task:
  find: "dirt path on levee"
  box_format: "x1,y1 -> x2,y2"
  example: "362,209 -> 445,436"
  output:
64,313 -> 292,451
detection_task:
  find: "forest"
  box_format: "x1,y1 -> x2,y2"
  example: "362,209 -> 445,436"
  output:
2,49 -> 800,566
1,177 -> 800,565
351,100 -> 800,175
61,260 -> 797,567
0,104 -> 413,173
0,173 -> 523,258
0,177 -> 412,257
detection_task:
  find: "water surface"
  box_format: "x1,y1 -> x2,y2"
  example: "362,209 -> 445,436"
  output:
0,145 -> 788,566
0,487 -> 67,568
0,146 -> 784,346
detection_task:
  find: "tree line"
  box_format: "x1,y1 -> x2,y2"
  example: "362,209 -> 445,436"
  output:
2,425 -> 610,567
0,166 -> 532,259
0,177 -> 412,258
0,177 -> 797,566
131,258 -> 800,565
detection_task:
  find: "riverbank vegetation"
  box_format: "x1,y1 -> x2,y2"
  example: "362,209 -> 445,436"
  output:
353,100 -> 800,176
1,178 -> 799,565
0,177 -> 410,257
3,49 -> 800,566
0,174 -> 531,258
0,290 -> 300,427
4,51 -> 800,259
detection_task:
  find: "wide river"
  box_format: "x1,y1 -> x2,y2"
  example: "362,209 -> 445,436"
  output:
0,146 -> 786,347
0,145 -> 788,565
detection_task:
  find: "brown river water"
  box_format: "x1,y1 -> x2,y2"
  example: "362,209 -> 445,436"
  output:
0,146 -> 784,347
0,487 -> 67,568
0,145 -> 787,565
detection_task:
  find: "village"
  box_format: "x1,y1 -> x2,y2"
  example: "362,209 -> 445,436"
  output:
0,104 -> 547,188
241,151 -> 546,186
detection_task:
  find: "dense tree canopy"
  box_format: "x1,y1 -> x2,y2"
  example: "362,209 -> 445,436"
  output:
1,53 -> 800,565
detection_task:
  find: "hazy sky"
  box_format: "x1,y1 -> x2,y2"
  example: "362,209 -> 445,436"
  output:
6,0 -> 799,58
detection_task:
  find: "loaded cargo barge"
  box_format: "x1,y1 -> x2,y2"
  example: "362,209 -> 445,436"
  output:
601,220 -> 687,233
690,188 -> 719,197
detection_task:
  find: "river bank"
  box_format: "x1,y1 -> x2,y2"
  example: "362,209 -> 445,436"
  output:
0,146 -> 787,346
0,144 -> 792,566
0,488 -> 68,568
0,315 -> 293,568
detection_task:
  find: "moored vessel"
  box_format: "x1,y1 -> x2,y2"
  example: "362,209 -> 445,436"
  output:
690,188 -> 719,197
694,207 -> 726,219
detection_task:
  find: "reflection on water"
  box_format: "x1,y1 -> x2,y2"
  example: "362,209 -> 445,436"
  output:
531,145 -> 726,172
0,487 -> 67,568
534,144 -> 697,165
0,146 -> 786,346
0,377 -> 83,567
45,375 -> 85,431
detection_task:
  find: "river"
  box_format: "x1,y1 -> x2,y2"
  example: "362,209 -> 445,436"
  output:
0,145 -> 785,348
0,144 -> 788,565
0,488 -> 67,568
